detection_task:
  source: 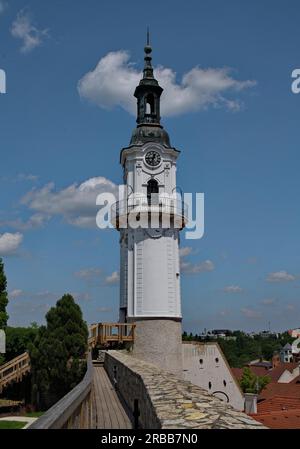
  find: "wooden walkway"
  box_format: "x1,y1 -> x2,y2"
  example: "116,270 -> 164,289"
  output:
92,367 -> 132,429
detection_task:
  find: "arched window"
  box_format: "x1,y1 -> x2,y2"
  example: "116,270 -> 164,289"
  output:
147,179 -> 159,205
145,93 -> 155,115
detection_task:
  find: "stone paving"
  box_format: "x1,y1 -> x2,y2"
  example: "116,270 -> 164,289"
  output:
106,351 -> 266,429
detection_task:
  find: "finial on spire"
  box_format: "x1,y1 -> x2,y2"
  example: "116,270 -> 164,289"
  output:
143,27 -> 153,79
144,26 -> 152,56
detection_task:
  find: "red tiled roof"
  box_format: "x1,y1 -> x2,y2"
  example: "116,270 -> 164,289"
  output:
231,368 -> 243,380
259,382 -> 300,400
252,409 -> 300,429
258,396 -> 300,414
231,366 -> 270,381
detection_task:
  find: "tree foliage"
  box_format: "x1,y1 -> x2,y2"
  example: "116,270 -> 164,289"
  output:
29,294 -> 88,410
239,367 -> 271,393
0,258 -> 9,329
4,324 -> 39,361
182,331 -> 294,367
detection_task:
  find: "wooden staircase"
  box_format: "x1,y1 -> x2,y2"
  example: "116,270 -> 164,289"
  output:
0,352 -> 31,394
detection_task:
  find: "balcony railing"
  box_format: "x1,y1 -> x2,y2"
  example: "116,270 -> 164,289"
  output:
111,197 -> 188,230
88,322 -> 135,348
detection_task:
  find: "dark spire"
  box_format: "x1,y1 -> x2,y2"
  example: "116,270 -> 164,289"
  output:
130,32 -> 171,147
143,27 -> 154,79
134,31 -> 163,125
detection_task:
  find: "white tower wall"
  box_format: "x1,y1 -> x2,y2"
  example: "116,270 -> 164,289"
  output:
114,40 -> 186,377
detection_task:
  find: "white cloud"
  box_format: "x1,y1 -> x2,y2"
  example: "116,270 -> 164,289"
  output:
105,271 -> 119,285
223,285 -> 243,293
78,50 -> 256,117
11,9 -> 48,53
16,173 -> 39,182
21,176 -> 118,228
0,232 -> 23,256
9,289 -> 24,299
0,213 -> 49,231
241,307 -> 262,319
75,268 -> 102,280
181,259 -> 214,275
266,271 -> 296,283
179,246 -> 192,257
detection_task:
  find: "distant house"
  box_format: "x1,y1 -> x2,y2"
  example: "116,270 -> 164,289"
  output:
247,359 -> 273,369
232,362 -> 300,385
280,343 -> 293,363
199,329 -> 237,341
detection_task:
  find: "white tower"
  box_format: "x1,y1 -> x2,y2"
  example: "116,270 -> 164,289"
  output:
112,37 -> 187,376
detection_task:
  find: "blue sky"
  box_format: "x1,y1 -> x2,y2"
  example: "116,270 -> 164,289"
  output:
0,0 -> 299,332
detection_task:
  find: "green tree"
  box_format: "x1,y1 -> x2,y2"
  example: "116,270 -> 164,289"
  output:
29,294 -> 88,410
4,324 -> 39,361
239,367 -> 270,394
0,258 -> 9,329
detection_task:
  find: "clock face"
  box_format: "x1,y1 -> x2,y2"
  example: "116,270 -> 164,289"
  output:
145,150 -> 161,167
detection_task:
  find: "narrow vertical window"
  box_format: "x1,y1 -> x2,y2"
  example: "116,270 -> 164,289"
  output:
147,179 -> 159,205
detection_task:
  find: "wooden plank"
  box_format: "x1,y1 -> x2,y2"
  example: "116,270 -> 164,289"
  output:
101,367 -> 128,429
93,367 -> 111,428
93,367 -> 131,429
99,368 -> 119,428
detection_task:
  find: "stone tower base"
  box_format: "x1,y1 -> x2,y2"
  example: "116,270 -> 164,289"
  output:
129,318 -> 183,378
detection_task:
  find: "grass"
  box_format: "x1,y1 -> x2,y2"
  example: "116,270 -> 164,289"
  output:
24,411 -> 44,418
0,421 -> 27,429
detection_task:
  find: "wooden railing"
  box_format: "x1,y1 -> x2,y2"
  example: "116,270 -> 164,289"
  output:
0,352 -> 30,393
88,322 -> 135,349
28,353 -> 94,429
0,322 -> 135,394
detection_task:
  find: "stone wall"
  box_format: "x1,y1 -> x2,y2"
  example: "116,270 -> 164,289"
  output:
104,350 -> 266,429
